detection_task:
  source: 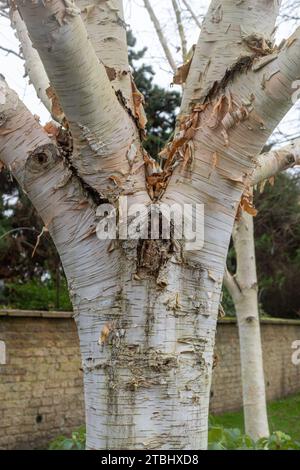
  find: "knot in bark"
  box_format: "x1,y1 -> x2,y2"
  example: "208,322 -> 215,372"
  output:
25,143 -> 59,175
0,112 -> 7,127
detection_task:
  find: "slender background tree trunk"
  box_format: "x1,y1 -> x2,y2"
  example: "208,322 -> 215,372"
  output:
232,210 -> 269,440
224,142 -> 300,439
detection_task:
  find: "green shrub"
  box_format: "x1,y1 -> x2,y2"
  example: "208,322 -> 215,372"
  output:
208,422 -> 300,450
48,424 -> 300,450
49,426 -> 85,450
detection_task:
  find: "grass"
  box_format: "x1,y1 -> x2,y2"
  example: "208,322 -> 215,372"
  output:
212,393 -> 300,440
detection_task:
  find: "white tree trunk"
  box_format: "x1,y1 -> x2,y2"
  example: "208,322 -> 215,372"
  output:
224,140 -> 300,440
230,211 -> 269,440
77,247 -> 218,450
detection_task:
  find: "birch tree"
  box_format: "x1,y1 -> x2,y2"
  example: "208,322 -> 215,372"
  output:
1,0 -> 300,450
145,0 -> 300,442
224,141 -> 300,441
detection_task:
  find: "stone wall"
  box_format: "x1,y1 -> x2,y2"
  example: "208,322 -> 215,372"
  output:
0,310 -> 84,450
210,318 -> 300,413
0,310 -> 300,449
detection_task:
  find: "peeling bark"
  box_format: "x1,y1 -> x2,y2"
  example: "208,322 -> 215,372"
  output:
252,139 -> 300,186
0,76 -> 213,450
10,8 -> 51,113
77,0 -> 133,107
79,252 -> 215,450
181,0 -> 281,113
16,0 -> 143,197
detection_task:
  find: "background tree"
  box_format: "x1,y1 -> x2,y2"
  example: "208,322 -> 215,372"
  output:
224,140 -> 300,440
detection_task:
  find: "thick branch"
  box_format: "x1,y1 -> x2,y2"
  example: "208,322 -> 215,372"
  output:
143,0 -> 177,73
181,0 -> 281,113
77,0 -> 133,106
0,76 -> 55,188
15,0 -> 139,195
0,77 -> 117,330
177,24 -> 300,195
164,7 -> 300,275
0,76 -> 83,224
252,139 -> 300,185
171,0 -> 187,61
10,9 -> 51,113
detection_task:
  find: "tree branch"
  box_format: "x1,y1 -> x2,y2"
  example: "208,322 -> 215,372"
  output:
0,76 -> 110,302
223,268 -> 242,303
181,0 -> 201,29
252,139 -> 300,186
0,45 -> 22,59
10,9 -> 51,113
232,201 -> 258,293
181,0 -> 281,113
227,137 -> 300,308
143,0 -> 177,73
15,0 -> 140,196
171,0 -> 187,62
0,75 -> 76,224
178,24 -> 300,192
164,4 -> 300,262
77,0 -> 133,107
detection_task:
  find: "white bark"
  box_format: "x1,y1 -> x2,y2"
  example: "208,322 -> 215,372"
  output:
163,2 -> 300,443
16,0 -> 142,197
223,132 -> 300,438
77,0 -> 133,106
171,0 -> 188,61
143,0 -> 177,73
227,209 -> 269,440
224,138 -> 300,440
181,0 -> 282,113
80,252 -> 216,450
252,139 -> 300,186
10,9 -> 51,113
0,77 -> 211,450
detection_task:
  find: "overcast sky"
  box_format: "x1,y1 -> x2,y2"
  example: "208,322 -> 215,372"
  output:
0,0 -> 299,140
